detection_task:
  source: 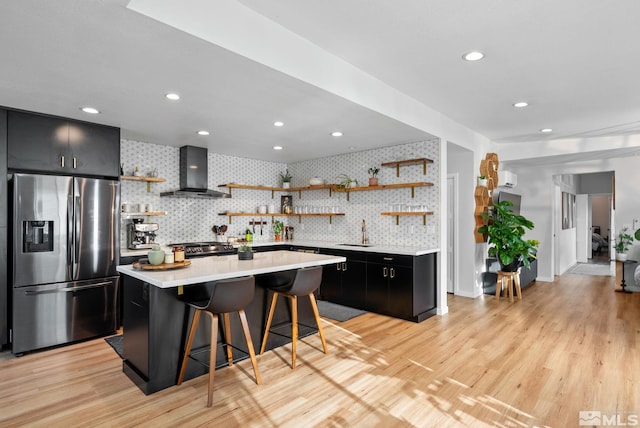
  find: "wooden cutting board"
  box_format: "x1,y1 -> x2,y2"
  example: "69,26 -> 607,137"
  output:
133,259 -> 191,270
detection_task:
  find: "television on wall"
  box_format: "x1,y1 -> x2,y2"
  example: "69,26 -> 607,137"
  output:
497,191 -> 522,215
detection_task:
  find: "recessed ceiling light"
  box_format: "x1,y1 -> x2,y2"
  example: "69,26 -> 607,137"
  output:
166,93 -> 180,101
81,107 -> 99,114
513,102 -> 529,108
462,51 -> 484,61
273,146 -> 283,150
348,146 -> 357,150
197,130 -> 210,136
540,128 -> 553,133
331,131 -> 343,137
274,121 -> 284,127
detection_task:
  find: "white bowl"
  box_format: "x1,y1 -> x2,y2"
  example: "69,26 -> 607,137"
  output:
309,177 -> 324,186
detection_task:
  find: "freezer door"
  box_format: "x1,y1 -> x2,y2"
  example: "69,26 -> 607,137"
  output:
73,177 -> 120,280
13,174 -> 72,287
12,276 -> 119,354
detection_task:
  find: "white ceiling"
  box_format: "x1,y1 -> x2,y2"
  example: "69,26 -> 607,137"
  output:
1,1 -> 639,164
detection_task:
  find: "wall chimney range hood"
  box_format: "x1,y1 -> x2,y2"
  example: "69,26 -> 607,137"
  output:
160,146 -> 230,199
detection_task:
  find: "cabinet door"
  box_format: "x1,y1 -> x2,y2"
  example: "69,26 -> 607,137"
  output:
365,263 -> 389,313
340,260 -> 367,310
388,265 -> 414,319
320,263 -> 342,302
68,121 -> 120,177
8,111 -> 69,173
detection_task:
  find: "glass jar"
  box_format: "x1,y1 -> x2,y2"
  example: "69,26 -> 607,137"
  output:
173,246 -> 185,263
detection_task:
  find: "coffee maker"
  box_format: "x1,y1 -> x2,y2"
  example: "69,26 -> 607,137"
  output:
127,220 -> 159,249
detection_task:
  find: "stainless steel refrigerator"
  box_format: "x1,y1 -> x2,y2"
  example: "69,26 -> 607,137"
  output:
11,173 -> 120,354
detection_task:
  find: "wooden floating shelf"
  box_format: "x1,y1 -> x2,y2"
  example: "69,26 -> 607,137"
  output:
121,175 -> 166,192
335,181 -> 432,201
121,211 -> 167,217
219,183 -> 334,198
218,212 -> 345,224
381,157 -> 433,177
381,211 -> 434,225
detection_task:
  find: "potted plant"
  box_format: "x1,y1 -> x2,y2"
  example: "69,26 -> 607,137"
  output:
368,167 -> 380,186
477,175 -> 487,186
335,174 -> 358,191
478,200 -> 538,271
615,226 -> 634,261
237,244 -> 253,260
280,169 -> 292,188
273,220 -> 284,241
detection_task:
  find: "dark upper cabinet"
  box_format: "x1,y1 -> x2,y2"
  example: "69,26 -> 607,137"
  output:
7,110 -> 120,177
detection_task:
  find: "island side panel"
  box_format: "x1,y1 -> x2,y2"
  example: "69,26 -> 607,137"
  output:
121,273 -> 318,395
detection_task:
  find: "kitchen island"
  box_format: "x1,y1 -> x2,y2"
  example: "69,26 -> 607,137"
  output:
116,250 -> 345,394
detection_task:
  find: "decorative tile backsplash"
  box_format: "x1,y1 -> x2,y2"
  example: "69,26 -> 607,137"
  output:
120,138 -> 440,249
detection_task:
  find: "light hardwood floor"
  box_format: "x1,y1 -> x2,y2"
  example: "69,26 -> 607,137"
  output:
1,269 -> 638,427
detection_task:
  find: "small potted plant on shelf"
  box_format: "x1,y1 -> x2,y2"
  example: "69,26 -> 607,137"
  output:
477,175 -> 488,186
615,226 -> 634,261
273,220 -> 284,241
280,169 -> 292,188
237,244 -> 253,260
335,174 -> 358,191
368,167 -> 380,186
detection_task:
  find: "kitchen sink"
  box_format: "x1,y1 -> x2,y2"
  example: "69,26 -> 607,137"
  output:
338,243 -> 374,247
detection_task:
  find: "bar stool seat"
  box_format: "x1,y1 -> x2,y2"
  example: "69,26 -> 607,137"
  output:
177,276 -> 261,407
259,266 -> 327,368
496,270 -> 522,302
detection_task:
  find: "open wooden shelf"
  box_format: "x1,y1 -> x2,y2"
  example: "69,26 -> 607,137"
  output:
381,158 -> 433,176
121,175 -> 166,192
121,211 -> 167,217
218,212 -> 345,224
335,181 -> 432,201
381,211 -> 434,225
218,183 -> 334,198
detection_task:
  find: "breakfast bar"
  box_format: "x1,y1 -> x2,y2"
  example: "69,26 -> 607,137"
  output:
116,250 -> 345,394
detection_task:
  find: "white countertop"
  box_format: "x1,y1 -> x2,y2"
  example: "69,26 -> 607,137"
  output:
121,241 -> 439,258
117,250 -> 346,288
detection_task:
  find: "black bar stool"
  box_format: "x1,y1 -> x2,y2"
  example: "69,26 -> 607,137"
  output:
259,266 -> 327,368
177,276 -> 261,407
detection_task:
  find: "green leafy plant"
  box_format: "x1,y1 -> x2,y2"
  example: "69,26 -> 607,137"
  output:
272,220 -> 284,235
237,244 -> 252,253
279,169 -> 292,183
368,167 -> 380,178
615,227 -> 634,253
478,175 -> 486,179
335,174 -> 358,190
478,200 -> 538,270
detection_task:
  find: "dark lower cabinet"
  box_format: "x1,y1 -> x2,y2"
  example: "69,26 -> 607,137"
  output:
319,250 -> 367,309
319,249 -> 437,323
0,108 -> 6,348
7,109 -> 120,177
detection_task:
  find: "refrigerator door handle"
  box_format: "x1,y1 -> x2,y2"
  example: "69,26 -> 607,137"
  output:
24,281 -> 113,295
67,192 -> 74,279
73,194 -> 81,277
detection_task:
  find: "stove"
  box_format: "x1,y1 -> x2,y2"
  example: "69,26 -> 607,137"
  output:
169,242 -> 236,257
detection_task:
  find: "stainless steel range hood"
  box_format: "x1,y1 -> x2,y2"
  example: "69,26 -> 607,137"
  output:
160,146 -> 230,199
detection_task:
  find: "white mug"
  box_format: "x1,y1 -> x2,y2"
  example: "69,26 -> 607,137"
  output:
258,205 -> 267,214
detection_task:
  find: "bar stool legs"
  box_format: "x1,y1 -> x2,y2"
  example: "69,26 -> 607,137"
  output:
260,290 -> 328,369
178,308 -> 261,407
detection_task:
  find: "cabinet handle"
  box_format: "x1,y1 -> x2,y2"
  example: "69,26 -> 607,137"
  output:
61,155 -> 65,168
383,267 -> 388,277
342,262 -> 347,271
383,257 -> 394,261
337,263 -> 342,271
73,157 -> 77,169
390,267 -> 395,279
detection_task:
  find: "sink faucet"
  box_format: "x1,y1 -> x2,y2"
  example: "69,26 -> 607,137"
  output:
361,219 -> 368,245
